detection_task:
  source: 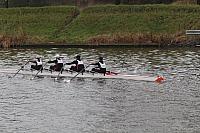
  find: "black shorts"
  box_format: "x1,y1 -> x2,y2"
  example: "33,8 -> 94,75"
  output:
92,68 -> 106,74
31,65 -> 43,71
50,63 -> 63,71
70,65 -> 85,72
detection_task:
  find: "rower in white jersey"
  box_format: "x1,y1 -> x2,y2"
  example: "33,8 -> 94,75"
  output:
30,56 -> 43,71
48,54 -> 64,71
65,55 -> 85,72
90,57 -> 106,75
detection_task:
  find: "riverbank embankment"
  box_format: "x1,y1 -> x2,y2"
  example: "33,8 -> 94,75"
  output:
0,6 -> 79,47
1,4 -> 200,47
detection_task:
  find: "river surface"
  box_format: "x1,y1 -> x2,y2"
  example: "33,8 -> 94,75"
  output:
0,47 -> 199,133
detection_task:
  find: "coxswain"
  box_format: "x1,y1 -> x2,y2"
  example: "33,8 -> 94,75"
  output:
90,57 -> 106,75
66,55 -> 85,72
48,54 -> 64,71
30,57 -> 43,71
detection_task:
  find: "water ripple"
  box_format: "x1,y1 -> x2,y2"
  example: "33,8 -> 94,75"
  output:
0,47 -> 200,133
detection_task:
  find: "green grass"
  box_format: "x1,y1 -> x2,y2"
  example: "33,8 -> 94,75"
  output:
56,4 -> 200,43
1,4 -> 200,45
0,6 -> 79,43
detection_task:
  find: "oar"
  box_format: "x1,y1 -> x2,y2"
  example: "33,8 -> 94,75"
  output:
65,65 -> 90,83
55,64 -> 65,81
12,60 -> 30,78
106,71 -> 119,75
31,62 -> 48,80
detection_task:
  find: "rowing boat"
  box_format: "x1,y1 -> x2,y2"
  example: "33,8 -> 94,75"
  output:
0,68 -> 165,82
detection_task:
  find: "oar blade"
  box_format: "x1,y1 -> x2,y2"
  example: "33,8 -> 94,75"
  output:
64,79 -> 71,83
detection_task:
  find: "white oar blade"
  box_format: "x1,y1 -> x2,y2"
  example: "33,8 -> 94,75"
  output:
64,80 -> 71,83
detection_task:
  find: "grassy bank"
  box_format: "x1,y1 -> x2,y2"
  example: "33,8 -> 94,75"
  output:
0,6 -> 79,47
1,4 -> 200,47
57,4 -> 200,45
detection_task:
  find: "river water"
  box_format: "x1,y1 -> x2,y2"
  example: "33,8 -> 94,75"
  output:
0,47 -> 199,133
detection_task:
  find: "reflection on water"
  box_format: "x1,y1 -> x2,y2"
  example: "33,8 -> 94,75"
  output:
0,46 -> 200,133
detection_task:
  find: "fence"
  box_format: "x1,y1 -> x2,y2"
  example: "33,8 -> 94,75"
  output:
186,30 -> 200,35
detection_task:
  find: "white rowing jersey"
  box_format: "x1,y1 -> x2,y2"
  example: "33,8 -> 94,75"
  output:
36,60 -> 42,66
57,58 -> 63,64
77,60 -> 84,65
99,62 -> 106,68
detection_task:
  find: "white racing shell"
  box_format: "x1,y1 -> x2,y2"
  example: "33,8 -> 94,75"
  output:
0,68 -> 165,82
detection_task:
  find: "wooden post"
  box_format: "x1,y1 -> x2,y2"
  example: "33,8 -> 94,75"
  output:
5,0 -> 8,8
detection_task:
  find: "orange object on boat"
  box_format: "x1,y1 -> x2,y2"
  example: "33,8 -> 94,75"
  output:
155,76 -> 165,83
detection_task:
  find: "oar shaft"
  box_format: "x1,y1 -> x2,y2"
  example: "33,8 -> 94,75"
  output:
56,64 -> 65,79
32,62 -> 48,79
12,61 -> 29,78
69,65 -> 90,82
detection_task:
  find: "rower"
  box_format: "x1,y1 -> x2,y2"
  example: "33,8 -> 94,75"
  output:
30,56 -> 43,71
90,57 -> 106,75
65,55 -> 85,72
48,54 -> 64,72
